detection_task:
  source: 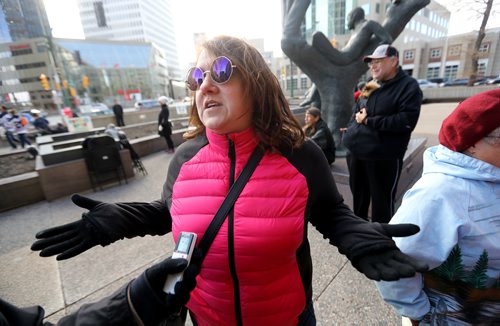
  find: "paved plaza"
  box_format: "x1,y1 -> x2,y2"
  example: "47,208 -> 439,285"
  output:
0,102 -> 458,325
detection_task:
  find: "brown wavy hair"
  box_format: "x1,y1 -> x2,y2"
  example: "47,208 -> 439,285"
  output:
183,35 -> 304,152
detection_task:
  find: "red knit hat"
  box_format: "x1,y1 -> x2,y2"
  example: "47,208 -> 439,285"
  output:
439,89 -> 500,152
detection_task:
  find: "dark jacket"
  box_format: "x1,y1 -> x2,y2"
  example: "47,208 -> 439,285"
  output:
345,67 -> 422,159
33,117 -> 50,133
112,104 -> 123,116
158,104 -> 172,135
304,119 -> 336,164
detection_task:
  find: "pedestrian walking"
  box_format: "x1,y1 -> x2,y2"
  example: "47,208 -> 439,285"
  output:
0,106 -> 20,149
112,100 -> 125,126
158,96 -> 174,153
342,44 -> 422,223
8,109 -> 31,148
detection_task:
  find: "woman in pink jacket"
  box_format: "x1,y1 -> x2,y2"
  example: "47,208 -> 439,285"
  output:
32,36 -> 427,325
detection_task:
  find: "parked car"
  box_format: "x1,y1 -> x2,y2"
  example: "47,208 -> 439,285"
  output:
417,79 -> 438,89
78,103 -> 113,116
441,78 -> 469,87
134,99 -> 160,110
487,76 -> 500,85
428,77 -> 448,85
473,75 -> 497,86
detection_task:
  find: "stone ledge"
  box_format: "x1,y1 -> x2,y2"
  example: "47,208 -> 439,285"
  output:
0,171 -> 44,212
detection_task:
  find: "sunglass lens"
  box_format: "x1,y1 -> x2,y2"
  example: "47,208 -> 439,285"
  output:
186,67 -> 203,91
211,56 -> 232,84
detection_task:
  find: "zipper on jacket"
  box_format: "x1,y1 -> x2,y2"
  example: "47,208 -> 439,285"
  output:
227,138 -> 243,326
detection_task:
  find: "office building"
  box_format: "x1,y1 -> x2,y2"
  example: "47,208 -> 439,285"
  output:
77,0 -> 181,79
0,37 -> 173,110
0,0 -> 54,107
400,27 -> 500,81
0,0 -> 51,43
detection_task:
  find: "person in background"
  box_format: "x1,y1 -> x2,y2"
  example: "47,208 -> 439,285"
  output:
376,89 -> 500,325
31,36 -> 427,325
0,255 -> 198,325
158,95 -> 175,153
343,44 -> 422,223
353,81 -> 366,102
0,105 -> 20,149
32,112 -> 51,135
303,107 -> 336,164
8,109 -> 31,148
112,99 -> 125,127
104,123 -> 123,141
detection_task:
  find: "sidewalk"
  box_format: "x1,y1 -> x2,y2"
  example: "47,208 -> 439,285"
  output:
0,102 -> 458,324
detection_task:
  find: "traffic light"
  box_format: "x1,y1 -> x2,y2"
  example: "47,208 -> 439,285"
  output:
82,75 -> 89,89
69,87 -> 76,97
62,80 -> 68,89
39,74 -> 50,90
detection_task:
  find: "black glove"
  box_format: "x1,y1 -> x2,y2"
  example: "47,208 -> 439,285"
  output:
352,224 -> 428,281
31,195 -> 112,260
31,194 -> 171,260
129,250 -> 202,325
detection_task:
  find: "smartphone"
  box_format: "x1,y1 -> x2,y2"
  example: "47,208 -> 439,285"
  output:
163,231 -> 197,294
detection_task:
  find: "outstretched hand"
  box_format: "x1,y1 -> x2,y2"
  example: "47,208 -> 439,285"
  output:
31,194 -> 109,260
354,224 -> 428,281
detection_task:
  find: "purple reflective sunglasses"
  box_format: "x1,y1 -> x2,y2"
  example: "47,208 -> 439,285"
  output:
185,56 -> 237,91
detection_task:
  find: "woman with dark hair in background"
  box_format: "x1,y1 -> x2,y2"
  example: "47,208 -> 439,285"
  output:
303,107 -> 336,164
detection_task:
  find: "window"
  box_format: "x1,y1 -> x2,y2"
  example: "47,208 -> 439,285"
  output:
430,48 -> 441,59
1,65 -> 15,72
301,77 -> 308,89
479,43 -> 490,53
426,67 -> 440,79
376,3 -> 380,13
404,50 -> 414,60
14,62 -> 46,70
0,51 -> 11,58
448,45 -> 461,56
444,64 -> 459,80
286,79 -> 298,90
477,62 -> 486,76
11,48 -> 33,56
94,2 -> 107,27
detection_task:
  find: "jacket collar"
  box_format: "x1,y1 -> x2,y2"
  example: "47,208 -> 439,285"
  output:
206,128 -> 259,156
379,67 -> 407,87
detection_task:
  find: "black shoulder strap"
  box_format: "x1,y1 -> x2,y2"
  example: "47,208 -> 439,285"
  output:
197,146 -> 264,259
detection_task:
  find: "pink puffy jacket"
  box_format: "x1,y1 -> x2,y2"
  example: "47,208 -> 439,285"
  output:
170,128 -> 308,325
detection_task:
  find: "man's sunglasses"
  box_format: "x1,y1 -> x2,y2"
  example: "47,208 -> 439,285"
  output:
185,56 -> 236,91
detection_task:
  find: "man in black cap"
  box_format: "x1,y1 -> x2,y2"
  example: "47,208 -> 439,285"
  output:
343,44 -> 422,223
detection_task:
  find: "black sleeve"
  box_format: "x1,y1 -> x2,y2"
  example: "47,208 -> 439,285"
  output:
158,110 -> 164,125
55,284 -> 137,325
91,200 -> 172,242
287,141 -> 400,263
1,286 -> 137,326
161,135 -> 208,208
